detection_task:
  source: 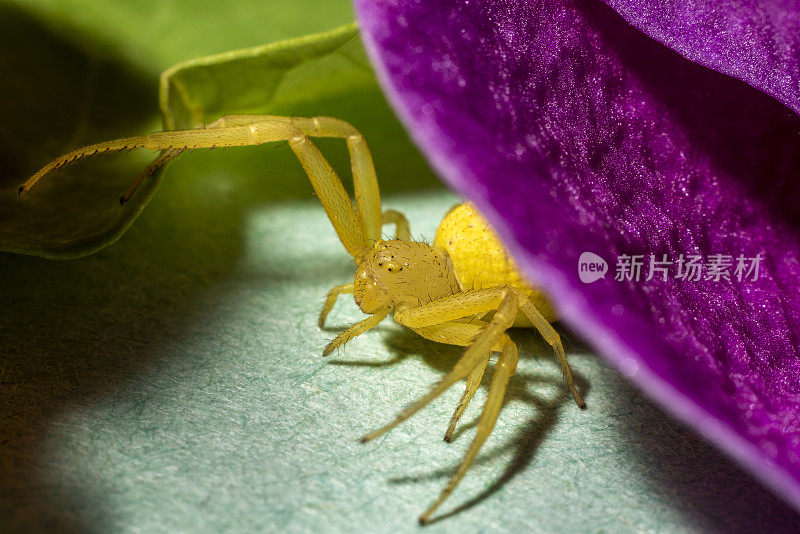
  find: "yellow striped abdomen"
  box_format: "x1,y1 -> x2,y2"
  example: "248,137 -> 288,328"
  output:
433,202 -> 556,325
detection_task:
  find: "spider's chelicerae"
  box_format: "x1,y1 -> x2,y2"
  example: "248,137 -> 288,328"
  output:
21,115 -> 586,524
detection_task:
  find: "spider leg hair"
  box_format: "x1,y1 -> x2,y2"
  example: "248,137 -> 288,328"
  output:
120,148 -> 185,204
21,115 -> 388,259
318,283 -> 354,328
322,309 -> 389,357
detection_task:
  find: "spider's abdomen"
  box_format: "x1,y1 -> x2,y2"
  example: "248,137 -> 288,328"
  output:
433,202 -> 556,325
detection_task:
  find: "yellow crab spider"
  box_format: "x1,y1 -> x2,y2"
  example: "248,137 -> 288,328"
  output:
20,115 -> 586,524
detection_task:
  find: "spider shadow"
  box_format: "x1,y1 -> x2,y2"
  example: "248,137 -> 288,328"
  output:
330,320 -> 590,522
604,368 -> 800,532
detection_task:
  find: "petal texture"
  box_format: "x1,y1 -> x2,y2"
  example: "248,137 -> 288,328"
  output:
602,0 -> 800,115
356,0 -> 800,511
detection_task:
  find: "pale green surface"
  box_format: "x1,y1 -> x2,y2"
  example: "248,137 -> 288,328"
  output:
2,0 -> 799,531
2,188 -> 798,533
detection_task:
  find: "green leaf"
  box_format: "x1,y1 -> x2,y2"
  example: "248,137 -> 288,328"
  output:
0,3 -> 439,259
161,24 -> 365,131
0,3 -> 157,258
158,23 -> 440,203
5,0 -> 358,73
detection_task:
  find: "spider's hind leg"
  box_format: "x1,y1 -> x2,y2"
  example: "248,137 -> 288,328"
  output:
511,288 -> 585,409
413,291 -> 521,524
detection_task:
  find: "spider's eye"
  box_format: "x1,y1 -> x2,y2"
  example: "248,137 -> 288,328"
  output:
378,262 -> 383,266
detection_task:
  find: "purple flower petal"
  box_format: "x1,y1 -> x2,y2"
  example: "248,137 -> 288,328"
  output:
356,0 -> 800,511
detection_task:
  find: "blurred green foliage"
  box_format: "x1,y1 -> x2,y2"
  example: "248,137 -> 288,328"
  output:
0,0 -> 441,258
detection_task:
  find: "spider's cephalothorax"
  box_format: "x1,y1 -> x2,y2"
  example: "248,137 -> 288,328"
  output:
354,240 -> 460,314
23,115 -> 585,524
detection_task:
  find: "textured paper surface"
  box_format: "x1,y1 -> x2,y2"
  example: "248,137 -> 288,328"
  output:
2,183 -> 799,532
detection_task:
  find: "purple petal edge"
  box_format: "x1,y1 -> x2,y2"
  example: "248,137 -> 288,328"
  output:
602,0 -> 800,117
356,0 -> 800,514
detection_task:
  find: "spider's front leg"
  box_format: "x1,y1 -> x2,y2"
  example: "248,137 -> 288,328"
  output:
117,115 -> 281,204
22,114 -> 414,333
21,115 -> 407,256
322,309 -> 389,357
